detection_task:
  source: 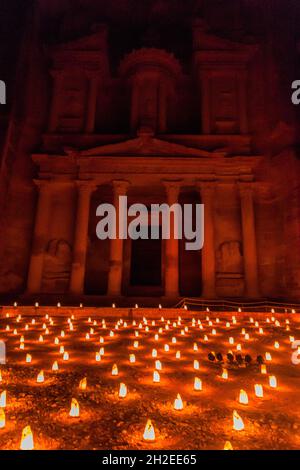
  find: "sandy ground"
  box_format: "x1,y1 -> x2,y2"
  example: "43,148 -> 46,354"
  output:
0,309 -> 299,450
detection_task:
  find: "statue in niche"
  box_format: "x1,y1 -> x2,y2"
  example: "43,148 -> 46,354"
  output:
216,240 -> 243,275
42,239 -> 72,293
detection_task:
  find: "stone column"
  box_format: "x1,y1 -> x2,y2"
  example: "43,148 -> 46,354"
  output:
48,71 -> 62,133
27,180 -> 52,293
85,73 -> 99,134
198,182 -> 216,298
239,182 -> 260,298
164,182 -> 180,298
107,180 -> 129,296
69,182 -> 96,295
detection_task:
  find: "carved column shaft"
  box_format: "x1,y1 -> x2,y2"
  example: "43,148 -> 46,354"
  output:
239,183 -> 260,298
199,182 -> 216,298
107,181 -> 129,296
27,180 -> 52,293
164,182 -> 180,298
70,182 -> 96,295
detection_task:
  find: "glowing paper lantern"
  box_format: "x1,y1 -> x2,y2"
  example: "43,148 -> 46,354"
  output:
112,364 -> 118,376
69,398 -> 80,418
0,391 -> 6,408
0,408 -> 5,429
238,389 -> 249,405
119,383 -> 127,398
95,352 -> 101,362
261,365 -> 267,375
37,371 -> 44,383
269,375 -> 277,388
176,351 -> 181,359
254,384 -> 264,398
152,349 -> 157,358
20,426 -> 34,450
129,354 -> 136,364
174,393 -> 184,411
265,352 -> 272,361
79,378 -> 87,391
233,410 -> 244,431
194,377 -> 202,391
143,419 -> 155,441
222,368 -> 228,380
153,370 -> 160,383
63,352 -> 69,361
193,359 -> 200,370
224,441 -> 233,450
52,361 -> 59,371
26,354 -> 32,363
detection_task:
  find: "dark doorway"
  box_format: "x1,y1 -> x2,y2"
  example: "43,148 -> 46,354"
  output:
130,230 -> 162,287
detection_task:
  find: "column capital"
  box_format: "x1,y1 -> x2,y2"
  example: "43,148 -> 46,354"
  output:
33,179 -> 52,192
238,181 -> 255,197
197,181 -> 216,196
163,180 -> 181,202
112,180 -> 130,196
76,180 -> 98,194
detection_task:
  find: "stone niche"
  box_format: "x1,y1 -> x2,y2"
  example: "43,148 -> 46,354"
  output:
119,48 -> 182,134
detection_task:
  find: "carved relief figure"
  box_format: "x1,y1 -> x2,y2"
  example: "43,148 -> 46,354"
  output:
217,240 -> 243,275
42,239 -> 72,293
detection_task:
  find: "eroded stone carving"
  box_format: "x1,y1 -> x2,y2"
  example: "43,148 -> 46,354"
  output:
42,239 -> 72,293
217,240 -> 243,274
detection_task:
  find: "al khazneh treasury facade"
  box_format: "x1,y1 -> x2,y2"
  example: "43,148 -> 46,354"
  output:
1,2 -> 300,304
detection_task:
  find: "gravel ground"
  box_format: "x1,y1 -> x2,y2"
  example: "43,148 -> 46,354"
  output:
0,310 -> 299,450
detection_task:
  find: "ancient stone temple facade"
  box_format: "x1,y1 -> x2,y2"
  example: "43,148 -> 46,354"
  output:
1,1 -> 300,303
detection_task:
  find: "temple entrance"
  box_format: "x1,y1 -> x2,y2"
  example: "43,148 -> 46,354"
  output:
123,225 -> 164,296
130,232 -> 162,287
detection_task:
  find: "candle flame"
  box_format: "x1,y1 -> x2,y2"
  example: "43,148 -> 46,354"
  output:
112,364 -> 118,376
52,361 -> 59,371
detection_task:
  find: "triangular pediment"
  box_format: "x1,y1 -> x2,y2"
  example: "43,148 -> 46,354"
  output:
79,135 -> 226,158
52,28 -> 107,53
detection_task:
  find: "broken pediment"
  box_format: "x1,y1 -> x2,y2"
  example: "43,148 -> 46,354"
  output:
79,133 -> 227,158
